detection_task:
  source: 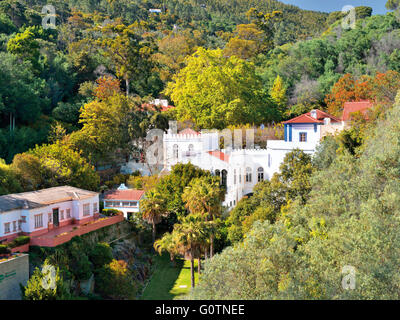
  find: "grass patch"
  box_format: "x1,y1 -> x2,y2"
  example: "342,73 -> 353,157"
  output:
140,253 -> 199,300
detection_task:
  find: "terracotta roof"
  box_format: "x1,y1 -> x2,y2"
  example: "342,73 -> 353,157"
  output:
104,189 -> 145,201
207,150 -> 230,163
0,186 -> 98,214
178,128 -> 200,136
283,110 -> 340,124
342,101 -> 373,121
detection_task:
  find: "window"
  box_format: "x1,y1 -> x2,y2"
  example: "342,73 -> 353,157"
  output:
48,213 -> 52,223
246,168 -> 252,183
234,169 -> 237,184
60,210 -> 64,220
83,204 -> 90,216
299,132 -> 307,142
188,144 -> 194,152
257,167 -> 264,182
221,170 -> 228,188
66,209 -> 71,219
173,144 -> 179,159
34,214 -> 43,229
21,216 -> 26,223
130,202 -> 138,207
12,221 -> 16,232
122,201 -> 130,207
4,223 -> 10,234
105,201 -> 113,207
93,202 -> 98,213
18,220 -> 21,231
268,154 -> 272,168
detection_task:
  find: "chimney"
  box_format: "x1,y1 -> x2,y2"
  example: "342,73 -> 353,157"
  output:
310,110 -> 317,119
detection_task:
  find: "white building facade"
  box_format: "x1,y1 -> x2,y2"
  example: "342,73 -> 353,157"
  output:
163,110 -> 342,209
0,186 -> 99,243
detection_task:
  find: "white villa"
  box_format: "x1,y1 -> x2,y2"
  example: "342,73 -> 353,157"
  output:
163,109 -> 344,209
0,186 -> 99,243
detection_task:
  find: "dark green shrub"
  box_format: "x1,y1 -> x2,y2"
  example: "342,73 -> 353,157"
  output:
0,245 -> 10,254
13,236 -> 30,246
102,209 -> 122,217
89,242 -> 113,270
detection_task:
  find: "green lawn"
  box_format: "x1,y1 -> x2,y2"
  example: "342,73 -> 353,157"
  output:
140,253 -> 199,300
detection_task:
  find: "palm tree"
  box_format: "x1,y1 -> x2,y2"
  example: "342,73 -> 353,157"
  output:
154,232 -> 179,267
182,176 -> 223,258
141,189 -> 168,244
173,214 -> 210,288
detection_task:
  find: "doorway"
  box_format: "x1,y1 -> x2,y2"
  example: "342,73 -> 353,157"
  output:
53,208 -> 59,227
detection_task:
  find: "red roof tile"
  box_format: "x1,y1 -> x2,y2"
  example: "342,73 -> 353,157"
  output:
283,109 -> 340,124
342,101 -> 373,121
178,128 -> 200,136
104,189 -> 145,201
207,150 -> 229,162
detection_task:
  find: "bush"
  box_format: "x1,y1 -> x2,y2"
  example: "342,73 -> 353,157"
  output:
102,209 -> 123,217
89,242 -> 113,270
0,245 -> 10,254
12,236 -> 30,247
95,259 -> 137,299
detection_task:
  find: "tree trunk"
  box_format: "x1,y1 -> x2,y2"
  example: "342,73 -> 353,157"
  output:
152,222 -> 156,244
198,258 -> 201,275
190,257 -> 195,288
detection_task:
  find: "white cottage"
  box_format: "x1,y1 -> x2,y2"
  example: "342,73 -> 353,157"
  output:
0,186 -> 99,243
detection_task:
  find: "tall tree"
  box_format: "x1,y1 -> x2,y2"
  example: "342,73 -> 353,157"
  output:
141,189 -> 168,244
165,47 -> 276,129
182,176 -> 223,258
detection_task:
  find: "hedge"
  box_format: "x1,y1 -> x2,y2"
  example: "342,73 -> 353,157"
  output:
0,245 -> 11,255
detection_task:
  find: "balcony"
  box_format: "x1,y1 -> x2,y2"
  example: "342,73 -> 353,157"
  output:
30,215 -> 124,247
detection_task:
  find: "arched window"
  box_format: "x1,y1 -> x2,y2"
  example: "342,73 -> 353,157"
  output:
221,170 -> 227,188
173,144 -> 179,159
257,167 -> 264,182
188,144 -> 194,152
246,167 -> 252,182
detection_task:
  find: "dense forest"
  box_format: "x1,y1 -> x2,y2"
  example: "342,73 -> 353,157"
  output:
0,0 -> 348,164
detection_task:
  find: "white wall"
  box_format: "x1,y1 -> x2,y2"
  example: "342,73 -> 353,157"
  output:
0,195 -> 99,238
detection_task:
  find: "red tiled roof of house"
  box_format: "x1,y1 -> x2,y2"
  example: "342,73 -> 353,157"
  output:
207,150 -> 230,162
104,189 -> 145,201
342,101 -> 373,121
178,128 -> 200,136
283,110 -> 341,124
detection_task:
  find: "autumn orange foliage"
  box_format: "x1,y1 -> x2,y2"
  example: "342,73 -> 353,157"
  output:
325,71 -> 400,117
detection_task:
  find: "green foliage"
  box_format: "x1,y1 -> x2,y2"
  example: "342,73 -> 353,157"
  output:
227,149 -> 314,243
11,141 -> 99,191
165,47 -> 277,128
101,209 -> 123,217
7,236 -> 30,248
0,244 -> 10,254
0,158 -> 22,195
95,259 -> 137,299
22,260 -> 71,300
